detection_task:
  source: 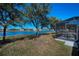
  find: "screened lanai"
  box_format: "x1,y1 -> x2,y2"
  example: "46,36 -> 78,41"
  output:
56,16 -> 79,41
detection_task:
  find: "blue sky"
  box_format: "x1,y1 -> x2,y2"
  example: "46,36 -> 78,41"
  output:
1,3 -> 79,29
48,3 -> 79,20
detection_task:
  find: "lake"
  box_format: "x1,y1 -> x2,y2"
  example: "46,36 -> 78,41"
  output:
0,30 -> 55,36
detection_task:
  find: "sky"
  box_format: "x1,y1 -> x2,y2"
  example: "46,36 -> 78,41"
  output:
1,3 -> 79,29
48,3 -> 79,20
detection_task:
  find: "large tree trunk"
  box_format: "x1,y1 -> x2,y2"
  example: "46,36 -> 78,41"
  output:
3,26 -> 7,41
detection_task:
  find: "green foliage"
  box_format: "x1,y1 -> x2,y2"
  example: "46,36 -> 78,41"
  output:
49,17 -> 59,25
48,17 -> 61,29
0,3 -> 51,30
25,3 -> 50,31
0,3 -> 27,41
0,3 -> 26,27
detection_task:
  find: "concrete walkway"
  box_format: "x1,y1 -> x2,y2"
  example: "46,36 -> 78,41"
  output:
55,38 -> 75,47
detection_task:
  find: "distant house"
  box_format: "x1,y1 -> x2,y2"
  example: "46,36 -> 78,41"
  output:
19,28 -> 34,31
7,28 -> 24,32
19,29 -> 24,31
0,29 -> 34,32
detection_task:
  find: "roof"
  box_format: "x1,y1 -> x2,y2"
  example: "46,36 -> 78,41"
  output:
57,16 -> 79,25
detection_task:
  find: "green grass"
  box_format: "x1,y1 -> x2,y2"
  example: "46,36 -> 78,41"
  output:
0,34 -> 72,56
0,37 -> 2,40
0,35 -> 27,40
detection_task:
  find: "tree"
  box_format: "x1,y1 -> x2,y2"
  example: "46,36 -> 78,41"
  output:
0,3 -> 25,41
48,17 -> 61,31
25,3 -> 50,36
0,3 -> 51,41
40,17 -> 50,30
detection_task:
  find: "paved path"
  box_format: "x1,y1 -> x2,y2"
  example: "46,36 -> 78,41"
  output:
55,35 -> 75,47
55,38 -> 74,47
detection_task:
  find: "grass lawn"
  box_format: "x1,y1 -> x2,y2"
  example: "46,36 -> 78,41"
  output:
0,37 -> 2,40
0,34 -> 72,56
0,35 -> 27,40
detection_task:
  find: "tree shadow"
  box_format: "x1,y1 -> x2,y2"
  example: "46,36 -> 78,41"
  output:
0,37 -> 26,48
0,35 -> 42,48
71,40 -> 79,56
0,34 -> 49,48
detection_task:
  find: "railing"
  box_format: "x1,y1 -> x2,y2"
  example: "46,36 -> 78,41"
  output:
56,29 -> 78,41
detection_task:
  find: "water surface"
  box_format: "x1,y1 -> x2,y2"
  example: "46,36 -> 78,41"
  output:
0,30 -> 55,36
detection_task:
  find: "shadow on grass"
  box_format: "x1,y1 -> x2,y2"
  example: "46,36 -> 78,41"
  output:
0,33 -> 51,48
0,37 -> 26,48
0,35 -> 42,48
